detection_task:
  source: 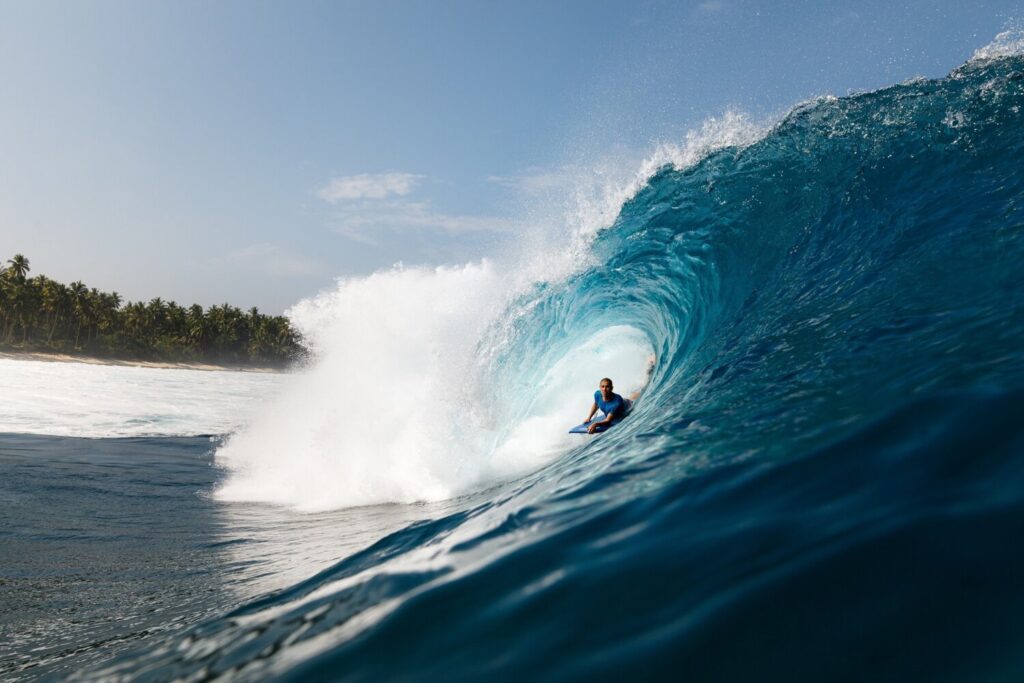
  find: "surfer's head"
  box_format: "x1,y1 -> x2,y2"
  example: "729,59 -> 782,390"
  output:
599,378 -> 614,399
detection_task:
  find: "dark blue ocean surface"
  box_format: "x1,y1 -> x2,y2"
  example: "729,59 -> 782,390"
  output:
0,436 -> 229,678
0,435 -> 428,680
4,53 -> 1024,680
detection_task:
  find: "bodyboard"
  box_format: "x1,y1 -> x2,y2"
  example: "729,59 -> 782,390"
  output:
569,399 -> 633,434
569,418 -> 613,434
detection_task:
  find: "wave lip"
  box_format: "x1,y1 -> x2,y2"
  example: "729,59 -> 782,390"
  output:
970,27 -> 1024,63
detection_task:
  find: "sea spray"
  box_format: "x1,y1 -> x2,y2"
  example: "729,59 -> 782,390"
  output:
213,260 -> 653,510
214,261 -> 505,510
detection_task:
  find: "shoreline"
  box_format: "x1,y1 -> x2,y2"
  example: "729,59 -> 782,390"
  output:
0,350 -> 286,373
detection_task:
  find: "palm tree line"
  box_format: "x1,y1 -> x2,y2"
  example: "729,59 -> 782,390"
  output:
0,254 -> 303,366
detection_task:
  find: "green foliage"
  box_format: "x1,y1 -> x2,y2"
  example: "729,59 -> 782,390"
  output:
0,254 -> 304,367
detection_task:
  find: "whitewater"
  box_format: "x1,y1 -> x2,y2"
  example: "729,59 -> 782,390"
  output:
3,37 -> 1024,681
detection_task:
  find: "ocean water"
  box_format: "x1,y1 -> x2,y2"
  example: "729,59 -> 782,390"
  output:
3,44 -> 1024,681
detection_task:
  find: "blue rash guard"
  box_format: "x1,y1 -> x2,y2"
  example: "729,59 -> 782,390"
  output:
594,390 -> 628,420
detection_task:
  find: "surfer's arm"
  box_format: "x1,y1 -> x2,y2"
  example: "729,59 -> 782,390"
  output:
586,412 -> 614,434
586,402 -> 598,422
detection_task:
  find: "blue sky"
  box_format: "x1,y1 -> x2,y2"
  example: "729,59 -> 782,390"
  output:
1,0 -> 1021,312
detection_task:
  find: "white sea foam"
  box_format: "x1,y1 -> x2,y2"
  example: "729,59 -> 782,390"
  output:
0,357 -> 281,438
970,27 -> 1024,63
214,262 -> 506,509
212,264 -> 653,511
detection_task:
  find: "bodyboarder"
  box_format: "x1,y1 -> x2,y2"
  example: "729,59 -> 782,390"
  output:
584,378 -> 631,434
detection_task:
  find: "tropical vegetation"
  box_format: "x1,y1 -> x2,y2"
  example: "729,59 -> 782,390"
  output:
0,254 -> 303,367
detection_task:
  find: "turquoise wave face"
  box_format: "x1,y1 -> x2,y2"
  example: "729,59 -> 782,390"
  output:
503,52 -> 1024,469
91,55 -> 1024,680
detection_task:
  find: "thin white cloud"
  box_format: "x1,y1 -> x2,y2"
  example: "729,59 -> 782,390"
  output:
316,170 -> 517,244
227,243 -> 324,278
488,165 -> 578,196
832,10 -> 861,26
316,172 -> 424,203
696,1 -> 726,13
330,201 -> 517,244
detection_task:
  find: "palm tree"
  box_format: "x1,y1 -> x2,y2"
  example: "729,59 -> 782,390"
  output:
4,278 -> 25,342
18,276 -> 42,342
94,291 -> 122,349
0,278 -> 9,341
148,297 -> 166,334
68,281 -> 88,349
6,254 -> 29,281
81,288 -> 101,346
165,301 -> 187,354
123,301 -> 146,350
41,280 -> 66,344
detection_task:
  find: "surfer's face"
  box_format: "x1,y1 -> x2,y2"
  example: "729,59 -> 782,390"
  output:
600,381 -> 613,398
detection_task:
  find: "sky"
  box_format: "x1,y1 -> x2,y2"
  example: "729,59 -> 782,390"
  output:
1,0 -> 1022,313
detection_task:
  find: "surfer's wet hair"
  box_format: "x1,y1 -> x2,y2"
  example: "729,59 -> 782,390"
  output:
600,378 -> 613,388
